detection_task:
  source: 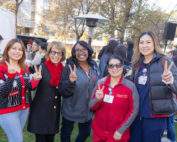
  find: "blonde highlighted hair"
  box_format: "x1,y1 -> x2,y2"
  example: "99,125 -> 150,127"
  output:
45,41 -> 66,62
132,31 -> 165,73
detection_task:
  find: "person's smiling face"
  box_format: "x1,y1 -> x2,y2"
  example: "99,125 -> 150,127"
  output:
75,43 -> 88,63
8,42 -> 23,61
108,59 -> 123,77
139,34 -> 155,57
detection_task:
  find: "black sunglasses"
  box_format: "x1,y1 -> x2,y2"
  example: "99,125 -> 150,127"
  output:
107,63 -> 122,69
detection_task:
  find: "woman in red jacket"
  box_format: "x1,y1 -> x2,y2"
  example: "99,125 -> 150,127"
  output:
89,55 -> 139,142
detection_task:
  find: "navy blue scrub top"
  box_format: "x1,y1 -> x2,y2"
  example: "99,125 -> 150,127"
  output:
135,63 -> 152,118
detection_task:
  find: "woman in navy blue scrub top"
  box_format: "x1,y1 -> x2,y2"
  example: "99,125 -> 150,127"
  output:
129,31 -> 177,142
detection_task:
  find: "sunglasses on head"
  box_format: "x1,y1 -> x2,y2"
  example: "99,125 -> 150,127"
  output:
107,63 -> 122,69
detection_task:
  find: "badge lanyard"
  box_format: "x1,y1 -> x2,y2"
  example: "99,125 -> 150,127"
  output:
142,68 -> 147,77
104,87 -> 114,103
108,87 -> 113,96
138,68 -> 148,85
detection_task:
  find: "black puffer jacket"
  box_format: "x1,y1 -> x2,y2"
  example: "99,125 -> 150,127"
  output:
132,53 -> 177,117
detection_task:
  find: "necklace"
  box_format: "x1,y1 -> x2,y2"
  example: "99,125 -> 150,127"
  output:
80,62 -> 88,69
79,62 -> 90,73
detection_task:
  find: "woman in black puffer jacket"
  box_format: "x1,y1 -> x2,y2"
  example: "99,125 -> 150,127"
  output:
129,31 -> 177,142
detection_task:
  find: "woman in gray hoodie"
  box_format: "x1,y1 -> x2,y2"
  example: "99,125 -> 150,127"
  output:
59,41 -> 99,142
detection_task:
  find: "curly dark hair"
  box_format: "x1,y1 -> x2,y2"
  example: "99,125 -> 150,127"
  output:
71,40 -> 94,66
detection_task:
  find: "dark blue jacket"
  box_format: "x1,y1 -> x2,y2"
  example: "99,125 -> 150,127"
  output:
98,45 -> 107,60
127,48 -> 134,63
99,53 -> 110,78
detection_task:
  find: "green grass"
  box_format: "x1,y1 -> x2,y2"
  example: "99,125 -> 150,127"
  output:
0,118 -> 93,142
0,94 -> 93,142
1,119 -> 177,142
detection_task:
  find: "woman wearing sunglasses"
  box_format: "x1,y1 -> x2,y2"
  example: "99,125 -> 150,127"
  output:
28,41 -> 66,142
89,55 -> 139,142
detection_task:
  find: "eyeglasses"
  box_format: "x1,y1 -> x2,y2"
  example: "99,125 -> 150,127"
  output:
75,48 -> 87,53
50,51 -> 62,56
107,63 -> 122,69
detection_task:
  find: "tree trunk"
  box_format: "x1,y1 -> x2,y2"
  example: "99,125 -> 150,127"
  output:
15,2 -> 18,38
15,13 -> 17,38
76,35 -> 81,41
120,0 -> 132,43
15,0 -> 23,38
119,31 -> 125,44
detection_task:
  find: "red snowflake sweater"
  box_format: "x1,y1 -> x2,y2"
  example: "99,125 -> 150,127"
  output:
0,64 -> 39,115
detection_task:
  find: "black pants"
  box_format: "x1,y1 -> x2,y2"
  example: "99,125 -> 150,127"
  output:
35,134 -> 55,142
60,116 -> 92,142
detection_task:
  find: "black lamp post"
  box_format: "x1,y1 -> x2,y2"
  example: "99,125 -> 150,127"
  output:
75,14 -> 109,45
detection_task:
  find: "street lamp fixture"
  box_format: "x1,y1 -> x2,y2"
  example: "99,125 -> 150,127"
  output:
75,14 -> 109,45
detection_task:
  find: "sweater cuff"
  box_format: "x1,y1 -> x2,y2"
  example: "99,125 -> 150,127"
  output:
67,80 -> 76,87
8,72 -> 16,79
30,78 -> 40,89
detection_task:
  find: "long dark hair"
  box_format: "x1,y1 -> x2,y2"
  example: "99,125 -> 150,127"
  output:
0,38 -> 27,73
172,55 -> 177,67
114,45 -> 129,65
104,40 -> 119,55
31,38 -> 42,59
33,38 -> 42,46
169,50 -> 177,57
71,41 -> 94,66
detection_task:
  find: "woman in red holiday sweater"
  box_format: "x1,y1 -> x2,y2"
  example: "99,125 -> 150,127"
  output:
89,55 -> 139,142
0,38 -> 41,142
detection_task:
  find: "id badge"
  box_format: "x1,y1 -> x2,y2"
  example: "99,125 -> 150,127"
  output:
138,76 -> 147,85
104,95 -> 114,103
